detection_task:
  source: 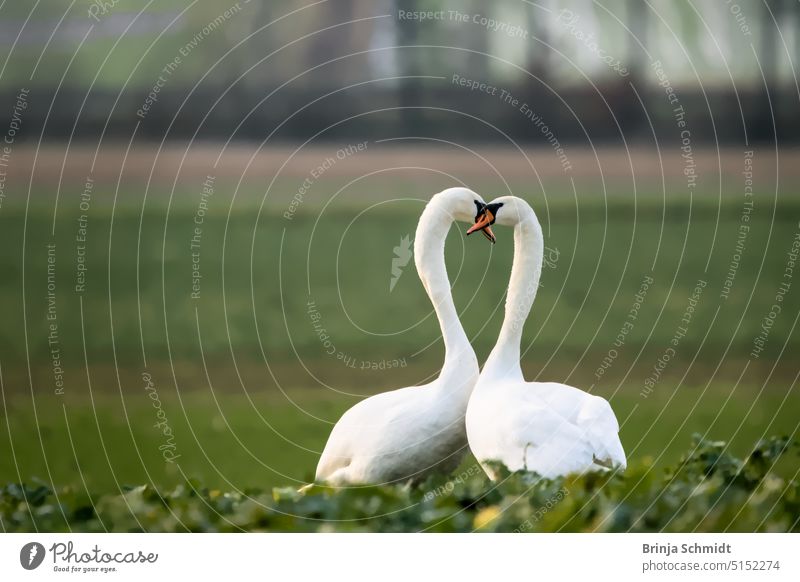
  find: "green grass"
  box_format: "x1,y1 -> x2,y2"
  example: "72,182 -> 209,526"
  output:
4,186 -> 800,369
1,379 -> 798,494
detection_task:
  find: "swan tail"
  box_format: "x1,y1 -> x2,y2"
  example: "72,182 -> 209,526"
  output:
580,397 -> 627,471
593,433 -> 627,471
314,443 -> 349,483
314,441 -> 355,485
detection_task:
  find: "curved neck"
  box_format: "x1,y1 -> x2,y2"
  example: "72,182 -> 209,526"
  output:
414,201 -> 472,372
483,210 -> 543,379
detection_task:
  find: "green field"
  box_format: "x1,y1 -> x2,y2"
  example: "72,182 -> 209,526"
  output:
2,382 -> 797,496
1,174 -> 799,530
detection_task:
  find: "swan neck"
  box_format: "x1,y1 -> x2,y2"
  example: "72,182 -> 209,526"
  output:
484,214 -> 543,378
414,204 -> 472,368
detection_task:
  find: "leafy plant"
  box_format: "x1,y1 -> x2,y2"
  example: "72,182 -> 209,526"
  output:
2,436 -> 797,533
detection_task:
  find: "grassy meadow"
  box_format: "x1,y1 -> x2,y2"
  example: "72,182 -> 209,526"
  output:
1,156 -> 799,530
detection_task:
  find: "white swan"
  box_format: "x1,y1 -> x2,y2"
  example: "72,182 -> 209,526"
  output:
313,188 -> 488,485
465,196 -> 626,480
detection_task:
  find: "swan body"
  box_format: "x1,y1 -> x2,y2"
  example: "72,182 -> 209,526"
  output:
314,188 -> 485,485
466,196 -> 626,480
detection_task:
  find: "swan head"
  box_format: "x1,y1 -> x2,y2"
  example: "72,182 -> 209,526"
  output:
470,200 -> 497,243
466,201 -> 503,243
430,188 -> 495,242
467,196 -> 534,239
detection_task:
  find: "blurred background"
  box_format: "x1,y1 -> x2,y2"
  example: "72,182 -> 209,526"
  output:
0,0 -> 798,493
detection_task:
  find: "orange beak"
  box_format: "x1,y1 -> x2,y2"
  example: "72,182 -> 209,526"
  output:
466,209 -> 496,243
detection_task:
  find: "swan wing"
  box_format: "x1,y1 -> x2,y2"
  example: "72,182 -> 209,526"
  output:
530,382 -> 627,470
527,382 -> 627,470
315,388 -> 407,482
469,380 -> 626,478
576,394 -> 627,469
505,396 -> 598,478
314,385 -> 437,483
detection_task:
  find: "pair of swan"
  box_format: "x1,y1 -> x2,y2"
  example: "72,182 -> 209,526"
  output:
313,188 -> 625,486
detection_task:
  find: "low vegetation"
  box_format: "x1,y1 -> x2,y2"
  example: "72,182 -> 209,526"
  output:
3,436 -> 797,532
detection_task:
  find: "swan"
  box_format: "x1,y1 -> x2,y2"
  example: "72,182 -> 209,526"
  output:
312,187 -> 489,486
465,196 -> 626,480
